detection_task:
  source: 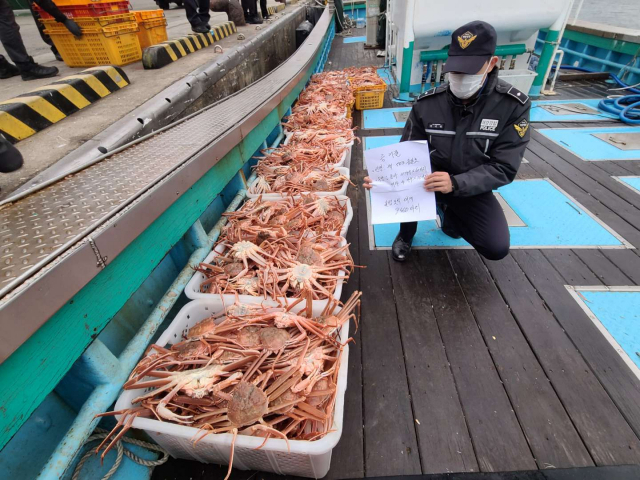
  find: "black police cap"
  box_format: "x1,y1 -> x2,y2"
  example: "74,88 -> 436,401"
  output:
443,20 -> 497,75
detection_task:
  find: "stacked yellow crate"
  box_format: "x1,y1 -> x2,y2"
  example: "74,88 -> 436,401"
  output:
37,0 -> 167,67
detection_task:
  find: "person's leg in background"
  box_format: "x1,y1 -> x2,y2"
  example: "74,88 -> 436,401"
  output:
259,0 -> 268,19
443,192 -> 510,261
27,1 -> 61,61
0,0 -> 58,80
245,0 -> 261,24
198,0 -> 211,29
184,0 -> 209,32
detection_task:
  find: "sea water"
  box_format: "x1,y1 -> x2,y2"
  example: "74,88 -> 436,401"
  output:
573,0 -> 640,30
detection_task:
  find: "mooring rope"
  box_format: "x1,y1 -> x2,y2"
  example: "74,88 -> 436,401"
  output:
72,428 -> 169,480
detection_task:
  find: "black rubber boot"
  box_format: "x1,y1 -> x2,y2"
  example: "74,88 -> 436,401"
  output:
392,234 -> 412,262
0,58 -> 20,79
437,204 -> 461,239
18,57 -> 58,81
0,136 -> 24,173
191,24 -> 209,33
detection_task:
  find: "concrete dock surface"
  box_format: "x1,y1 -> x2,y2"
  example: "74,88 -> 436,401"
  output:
0,0 -> 290,198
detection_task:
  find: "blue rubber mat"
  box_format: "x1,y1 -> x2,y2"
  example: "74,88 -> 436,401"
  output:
575,290 -> 640,370
370,179 -> 627,248
343,36 -> 366,44
531,99 -> 617,122
616,176 -> 640,195
363,107 -> 411,129
538,127 -> 640,161
377,68 -> 396,85
363,135 -> 402,151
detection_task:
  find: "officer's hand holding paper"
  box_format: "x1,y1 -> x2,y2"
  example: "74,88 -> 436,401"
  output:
364,141 -> 436,224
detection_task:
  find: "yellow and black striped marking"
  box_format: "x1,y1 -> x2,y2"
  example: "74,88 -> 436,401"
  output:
0,66 -> 129,144
142,21 -> 237,70
267,4 -> 285,15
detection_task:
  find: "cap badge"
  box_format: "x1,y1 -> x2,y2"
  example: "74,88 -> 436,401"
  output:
514,119 -> 529,138
457,31 -> 477,49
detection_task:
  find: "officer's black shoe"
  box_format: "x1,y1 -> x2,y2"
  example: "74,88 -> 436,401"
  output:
437,204 -> 461,239
392,234 -> 412,262
0,59 -> 20,79
192,24 -> 209,33
0,136 -> 24,173
205,23 -> 211,29
248,15 -> 263,24
19,58 -> 59,81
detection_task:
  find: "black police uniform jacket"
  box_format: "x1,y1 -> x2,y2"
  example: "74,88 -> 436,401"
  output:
400,68 -> 531,197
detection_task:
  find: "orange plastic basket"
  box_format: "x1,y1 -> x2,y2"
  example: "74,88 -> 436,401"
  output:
52,0 -> 128,6
43,18 -> 141,67
136,17 -> 168,49
34,1 -> 130,19
133,9 -> 165,22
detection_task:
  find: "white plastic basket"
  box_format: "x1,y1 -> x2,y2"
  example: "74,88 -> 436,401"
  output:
185,236 -> 350,306
114,298 -> 350,478
247,167 -> 351,200
283,132 -> 353,170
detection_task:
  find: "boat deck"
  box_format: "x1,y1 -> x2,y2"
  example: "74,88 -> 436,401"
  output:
154,29 -> 640,479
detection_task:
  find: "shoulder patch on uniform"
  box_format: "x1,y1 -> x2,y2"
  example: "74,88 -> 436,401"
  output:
514,118 -> 529,138
417,85 -> 446,101
506,86 -> 529,105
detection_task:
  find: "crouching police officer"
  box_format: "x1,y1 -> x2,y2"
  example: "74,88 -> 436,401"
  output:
364,20 -> 531,262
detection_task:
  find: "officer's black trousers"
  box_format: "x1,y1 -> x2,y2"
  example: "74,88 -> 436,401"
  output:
0,0 -> 31,66
399,191 -> 510,261
184,0 -> 211,28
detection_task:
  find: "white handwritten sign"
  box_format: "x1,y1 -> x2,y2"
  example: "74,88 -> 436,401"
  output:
365,140 -> 436,225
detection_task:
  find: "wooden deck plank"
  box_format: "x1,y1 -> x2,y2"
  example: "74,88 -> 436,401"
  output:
325,152 -> 364,480
418,250 -> 537,472
601,250 -> 640,285
389,255 -> 479,474
516,163 -> 542,179
448,250 -> 594,469
510,250 -> 640,438
529,136 -> 640,219
530,132 -> 640,208
356,142 -> 422,477
331,36 -> 422,477
541,250 -> 601,285
488,252 -> 640,464
572,249 -> 634,285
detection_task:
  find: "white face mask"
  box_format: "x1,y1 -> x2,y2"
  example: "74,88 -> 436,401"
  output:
448,64 -> 490,100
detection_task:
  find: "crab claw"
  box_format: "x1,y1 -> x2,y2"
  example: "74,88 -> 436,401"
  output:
157,404 -> 194,424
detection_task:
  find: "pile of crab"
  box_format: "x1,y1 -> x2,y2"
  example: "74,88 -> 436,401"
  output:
284,71 -> 354,132
253,143 -> 346,172
248,70 -> 360,196
248,163 -> 352,197
95,69 -> 364,477
97,292 -> 361,480
195,232 -> 353,306
342,66 -> 386,89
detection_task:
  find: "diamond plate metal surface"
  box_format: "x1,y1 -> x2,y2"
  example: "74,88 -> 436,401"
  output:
540,103 -> 600,116
0,45 -> 312,296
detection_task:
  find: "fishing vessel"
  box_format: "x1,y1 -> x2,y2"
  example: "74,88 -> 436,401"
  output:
1,0 -> 640,479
